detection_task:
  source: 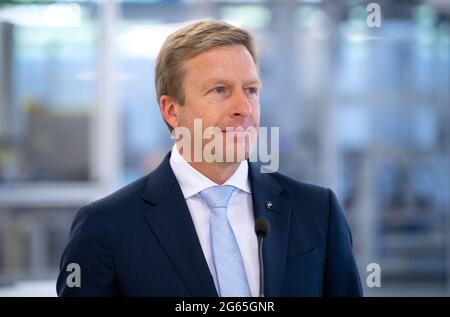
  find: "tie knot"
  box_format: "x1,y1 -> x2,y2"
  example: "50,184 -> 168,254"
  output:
199,185 -> 236,210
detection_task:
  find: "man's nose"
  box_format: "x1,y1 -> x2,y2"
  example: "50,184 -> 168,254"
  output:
231,90 -> 253,117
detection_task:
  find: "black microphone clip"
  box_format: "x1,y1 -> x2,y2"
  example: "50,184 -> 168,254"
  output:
254,217 -> 270,297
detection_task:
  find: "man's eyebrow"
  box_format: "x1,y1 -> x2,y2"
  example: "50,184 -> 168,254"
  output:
202,79 -> 232,89
243,79 -> 261,86
201,78 -> 261,90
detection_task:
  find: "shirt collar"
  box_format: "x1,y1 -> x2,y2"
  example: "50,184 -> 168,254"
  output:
169,143 -> 251,199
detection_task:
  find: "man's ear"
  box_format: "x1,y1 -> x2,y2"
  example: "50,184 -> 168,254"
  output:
159,95 -> 180,130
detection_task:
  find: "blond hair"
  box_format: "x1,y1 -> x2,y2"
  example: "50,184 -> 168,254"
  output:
155,20 -> 258,131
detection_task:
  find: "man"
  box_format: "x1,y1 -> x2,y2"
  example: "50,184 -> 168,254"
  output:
57,20 -> 363,297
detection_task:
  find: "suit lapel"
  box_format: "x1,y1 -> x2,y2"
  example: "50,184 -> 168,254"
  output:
141,152 -> 218,297
249,163 -> 292,297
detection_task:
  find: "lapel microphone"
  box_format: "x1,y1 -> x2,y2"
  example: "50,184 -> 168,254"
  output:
254,217 -> 270,297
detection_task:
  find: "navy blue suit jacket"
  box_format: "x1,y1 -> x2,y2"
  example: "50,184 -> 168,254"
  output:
57,152 -> 363,296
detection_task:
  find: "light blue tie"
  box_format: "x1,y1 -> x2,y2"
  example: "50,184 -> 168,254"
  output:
199,185 -> 251,297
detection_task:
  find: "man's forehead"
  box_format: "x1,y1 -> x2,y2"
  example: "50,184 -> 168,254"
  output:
182,45 -> 260,88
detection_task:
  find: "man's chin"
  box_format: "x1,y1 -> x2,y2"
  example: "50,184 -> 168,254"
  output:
222,141 -> 251,163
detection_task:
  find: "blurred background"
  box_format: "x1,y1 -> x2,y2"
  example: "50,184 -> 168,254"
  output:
0,0 -> 449,296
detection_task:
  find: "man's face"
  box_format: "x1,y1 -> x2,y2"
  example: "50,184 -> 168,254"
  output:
176,44 -> 261,162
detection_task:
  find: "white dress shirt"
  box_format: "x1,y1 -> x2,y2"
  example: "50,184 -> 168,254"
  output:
169,143 -> 260,297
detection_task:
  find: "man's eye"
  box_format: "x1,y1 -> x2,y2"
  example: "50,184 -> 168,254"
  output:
213,87 -> 225,94
246,87 -> 258,95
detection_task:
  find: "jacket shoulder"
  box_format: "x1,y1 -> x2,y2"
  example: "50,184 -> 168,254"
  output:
81,174 -> 150,221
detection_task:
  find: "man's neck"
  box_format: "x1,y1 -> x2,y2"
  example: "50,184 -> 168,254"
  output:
187,161 -> 241,185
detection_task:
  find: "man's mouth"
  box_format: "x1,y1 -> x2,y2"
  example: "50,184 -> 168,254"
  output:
220,127 -> 250,132
221,129 -> 248,135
